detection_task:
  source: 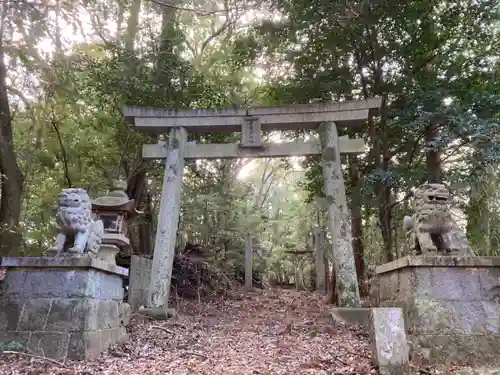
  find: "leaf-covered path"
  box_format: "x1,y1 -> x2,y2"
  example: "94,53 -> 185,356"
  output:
0,288 -> 376,375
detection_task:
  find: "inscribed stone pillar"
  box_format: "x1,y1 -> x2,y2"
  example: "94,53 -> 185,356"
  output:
148,127 -> 187,311
129,255 -> 152,311
313,227 -> 326,294
245,232 -> 253,289
241,117 -> 262,147
318,121 -> 361,307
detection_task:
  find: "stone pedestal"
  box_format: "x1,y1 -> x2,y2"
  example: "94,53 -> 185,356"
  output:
374,256 -> 500,366
0,256 -> 131,361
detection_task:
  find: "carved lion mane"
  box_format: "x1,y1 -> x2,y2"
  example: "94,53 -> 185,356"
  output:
49,187 -> 104,255
58,188 -> 92,233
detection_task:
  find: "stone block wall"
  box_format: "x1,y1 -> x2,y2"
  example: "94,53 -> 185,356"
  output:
374,256 -> 500,366
129,255 -> 152,311
0,257 -> 131,361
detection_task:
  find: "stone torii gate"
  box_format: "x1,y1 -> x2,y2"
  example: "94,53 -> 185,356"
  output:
125,98 -> 381,315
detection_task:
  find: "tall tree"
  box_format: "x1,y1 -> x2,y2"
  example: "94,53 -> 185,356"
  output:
0,2 -> 25,255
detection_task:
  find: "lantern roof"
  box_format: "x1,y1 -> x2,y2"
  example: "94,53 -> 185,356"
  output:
92,180 -> 138,218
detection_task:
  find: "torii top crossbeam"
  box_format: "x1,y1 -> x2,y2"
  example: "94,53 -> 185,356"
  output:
124,98 -> 381,134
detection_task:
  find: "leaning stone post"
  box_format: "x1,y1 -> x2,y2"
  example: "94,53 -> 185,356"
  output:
245,232 -> 253,289
148,127 -> 187,313
313,227 -> 326,294
318,121 -> 361,307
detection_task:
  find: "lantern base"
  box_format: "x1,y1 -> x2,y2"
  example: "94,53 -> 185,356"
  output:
97,244 -> 120,265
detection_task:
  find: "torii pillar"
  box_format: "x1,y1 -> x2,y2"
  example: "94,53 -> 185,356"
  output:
319,122 -> 361,307
148,128 -> 187,316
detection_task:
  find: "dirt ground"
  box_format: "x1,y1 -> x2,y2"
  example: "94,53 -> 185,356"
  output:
0,287 -> 495,375
0,288 -> 376,375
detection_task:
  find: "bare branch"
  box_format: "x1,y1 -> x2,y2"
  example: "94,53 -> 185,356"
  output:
147,0 -> 261,16
49,110 -> 72,188
1,351 -> 66,367
199,17 -> 233,55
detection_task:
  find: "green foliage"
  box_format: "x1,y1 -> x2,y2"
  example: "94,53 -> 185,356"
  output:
239,0 -> 500,259
0,341 -> 25,352
3,0 -> 500,278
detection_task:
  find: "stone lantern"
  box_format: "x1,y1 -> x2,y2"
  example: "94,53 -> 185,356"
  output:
91,180 -> 138,264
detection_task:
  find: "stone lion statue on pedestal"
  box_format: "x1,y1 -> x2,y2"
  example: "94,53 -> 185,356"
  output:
403,183 -> 475,256
49,188 -> 104,255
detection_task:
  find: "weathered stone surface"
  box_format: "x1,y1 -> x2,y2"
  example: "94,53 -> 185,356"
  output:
1,256 -> 129,277
330,307 -> 371,328
0,297 -> 23,331
318,121 -> 361,307
45,298 -> 96,332
329,308 -> 410,374
406,298 -> 500,335
376,255 -> 500,274
23,270 -> 87,299
119,302 -> 132,326
369,308 -> 410,375
375,256 -> 500,366
313,227 -> 326,294
428,267 -> 481,301
29,332 -> 70,360
68,331 -> 102,360
403,183 -> 475,256
478,268 -> 500,300
245,232 -> 253,289
148,128 -> 187,311
97,244 -> 120,265
17,298 -> 52,331
411,333 -> 500,366
96,300 -> 119,330
129,255 -> 152,311
92,270 -> 124,301
48,188 -> 104,255
0,270 -> 27,297
0,260 -> 129,362
18,269 -> 124,300
0,331 -> 31,351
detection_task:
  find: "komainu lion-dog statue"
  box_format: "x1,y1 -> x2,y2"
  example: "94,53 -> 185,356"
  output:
49,188 -> 104,255
403,183 -> 475,256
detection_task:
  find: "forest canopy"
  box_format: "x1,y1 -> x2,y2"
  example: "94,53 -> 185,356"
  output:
0,0 -> 499,287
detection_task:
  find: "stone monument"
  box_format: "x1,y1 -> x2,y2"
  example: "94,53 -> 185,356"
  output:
0,187 -> 131,362
402,183 -> 475,256
48,187 -> 105,256
375,183 -> 500,366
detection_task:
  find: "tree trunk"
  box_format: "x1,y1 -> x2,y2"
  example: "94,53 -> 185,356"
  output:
465,163 -> 490,254
323,266 -> 337,304
425,121 -> 442,183
0,48 -> 23,255
154,5 -> 179,87
127,169 -> 153,256
369,98 -> 393,262
116,0 -> 125,40
378,186 -> 393,262
124,0 -> 142,51
120,0 -> 153,258
348,154 -> 365,296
